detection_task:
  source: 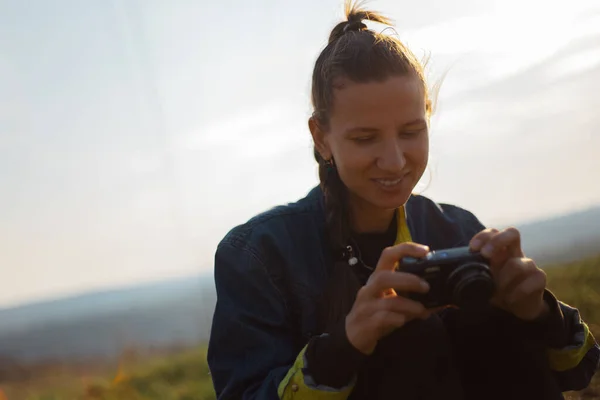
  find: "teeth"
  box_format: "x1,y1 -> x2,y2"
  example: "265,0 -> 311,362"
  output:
377,178 -> 402,186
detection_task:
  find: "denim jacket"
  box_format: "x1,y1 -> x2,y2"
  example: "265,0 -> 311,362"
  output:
207,186 -> 599,399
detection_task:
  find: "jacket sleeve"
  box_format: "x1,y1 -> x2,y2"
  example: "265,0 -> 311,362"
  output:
453,207 -> 599,391
494,289 -> 599,391
547,301 -> 600,392
207,239 -> 356,400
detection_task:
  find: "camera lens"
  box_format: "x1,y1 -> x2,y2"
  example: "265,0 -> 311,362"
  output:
447,262 -> 495,310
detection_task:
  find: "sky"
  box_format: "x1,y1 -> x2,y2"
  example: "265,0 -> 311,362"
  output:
1,0 -> 600,308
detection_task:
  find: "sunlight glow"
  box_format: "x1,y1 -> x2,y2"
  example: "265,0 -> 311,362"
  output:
401,1 -> 600,89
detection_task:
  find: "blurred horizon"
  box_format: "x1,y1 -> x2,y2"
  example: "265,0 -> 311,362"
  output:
2,0 -> 600,308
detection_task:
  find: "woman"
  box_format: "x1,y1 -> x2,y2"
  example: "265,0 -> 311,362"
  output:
207,2 -> 599,399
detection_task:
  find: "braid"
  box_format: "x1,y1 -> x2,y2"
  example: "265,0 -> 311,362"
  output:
316,150 -> 351,253
314,149 -> 361,332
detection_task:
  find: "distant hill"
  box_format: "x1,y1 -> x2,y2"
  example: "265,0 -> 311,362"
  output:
513,205 -> 600,265
0,276 -> 216,363
0,204 -> 598,364
0,276 -> 213,335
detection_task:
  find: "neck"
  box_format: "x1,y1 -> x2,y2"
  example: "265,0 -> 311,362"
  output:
349,197 -> 397,234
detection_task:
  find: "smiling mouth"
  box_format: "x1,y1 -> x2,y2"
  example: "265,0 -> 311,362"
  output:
373,176 -> 406,187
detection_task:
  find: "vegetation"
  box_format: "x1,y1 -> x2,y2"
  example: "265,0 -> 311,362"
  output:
545,254 -> 600,338
82,348 -> 215,400
0,347 -> 216,400
1,255 -> 598,399
545,254 -> 600,400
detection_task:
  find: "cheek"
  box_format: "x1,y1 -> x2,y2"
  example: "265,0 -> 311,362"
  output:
331,136 -> 429,181
333,144 -> 374,181
406,137 -> 429,168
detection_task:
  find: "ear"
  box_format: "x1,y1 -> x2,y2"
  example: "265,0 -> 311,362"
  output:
308,117 -> 332,160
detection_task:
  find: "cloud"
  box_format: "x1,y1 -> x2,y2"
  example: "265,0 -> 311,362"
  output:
175,101 -> 311,159
543,46 -> 600,81
401,0 -> 600,99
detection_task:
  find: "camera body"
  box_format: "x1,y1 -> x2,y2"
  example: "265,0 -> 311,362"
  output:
398,246 -> 495,310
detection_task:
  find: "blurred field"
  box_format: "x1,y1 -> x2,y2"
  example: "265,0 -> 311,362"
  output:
1,254 -> 598,400
0,346 -> 215,400
546,254 -> 600,400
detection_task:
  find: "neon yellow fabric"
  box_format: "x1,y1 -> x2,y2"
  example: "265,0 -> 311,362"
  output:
394,206 -> 413,244
547,320 -> 596,372
277,345 -> 355,400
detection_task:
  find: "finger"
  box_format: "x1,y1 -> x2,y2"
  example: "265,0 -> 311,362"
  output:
372,310 -> 408,332
470,228 -> 512,269
374,243 -> 430,273
505,269 -> 546,306
495,258 -> 535,294
481,227 -> 524,259
428,305 -> 457,314
420,305 -> 455,320
469,228 -> 500,252
378,295 -> 427,317
364,271 -> 430,298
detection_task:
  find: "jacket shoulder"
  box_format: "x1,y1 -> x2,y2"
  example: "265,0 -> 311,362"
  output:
213,187 -> 328,304
411,194 -> 484,224
218,186 -> 324,256
407,194 -> 486,247
439,202 -> 485,229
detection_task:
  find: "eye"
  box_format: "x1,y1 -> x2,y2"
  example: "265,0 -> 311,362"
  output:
401,128 -> 426,138
352,136 -> 375,143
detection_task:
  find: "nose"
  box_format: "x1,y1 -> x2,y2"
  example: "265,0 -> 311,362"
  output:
376,140 -> 406,173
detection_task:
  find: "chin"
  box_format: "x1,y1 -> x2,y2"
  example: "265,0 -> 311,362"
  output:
347,179 -> 415,212
373,196 -> 409,210
363,190 -> 412,211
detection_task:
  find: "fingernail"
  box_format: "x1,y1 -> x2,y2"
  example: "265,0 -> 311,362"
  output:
482,244 -> 494,256
471,239 -> 481,249
420,280 -> 430,291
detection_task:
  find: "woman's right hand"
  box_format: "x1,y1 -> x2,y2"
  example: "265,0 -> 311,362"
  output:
345,243 -> 432,355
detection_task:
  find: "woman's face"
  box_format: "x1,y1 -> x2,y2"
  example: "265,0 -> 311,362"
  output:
311,75 -> 429,213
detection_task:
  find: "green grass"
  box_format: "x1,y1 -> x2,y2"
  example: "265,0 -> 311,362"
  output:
2,254 -> 599,399
81,347 -> 215,400
1,347 -> 216,400
545,254 -> 600,338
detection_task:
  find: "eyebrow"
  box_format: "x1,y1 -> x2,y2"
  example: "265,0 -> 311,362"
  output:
345,127 -> 379,135
345,118 -> 427,135
403,118 -> 428,127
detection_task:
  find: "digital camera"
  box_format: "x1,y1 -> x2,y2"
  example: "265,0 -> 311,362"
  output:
398,246 -> 495,310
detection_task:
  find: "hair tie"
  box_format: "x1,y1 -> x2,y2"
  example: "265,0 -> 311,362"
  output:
343,20 -> 367,33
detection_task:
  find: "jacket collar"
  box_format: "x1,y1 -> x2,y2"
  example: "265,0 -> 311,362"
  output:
305,184 -> 414,251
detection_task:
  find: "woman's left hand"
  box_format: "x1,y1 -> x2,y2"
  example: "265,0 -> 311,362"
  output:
469,227 -> 549,321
